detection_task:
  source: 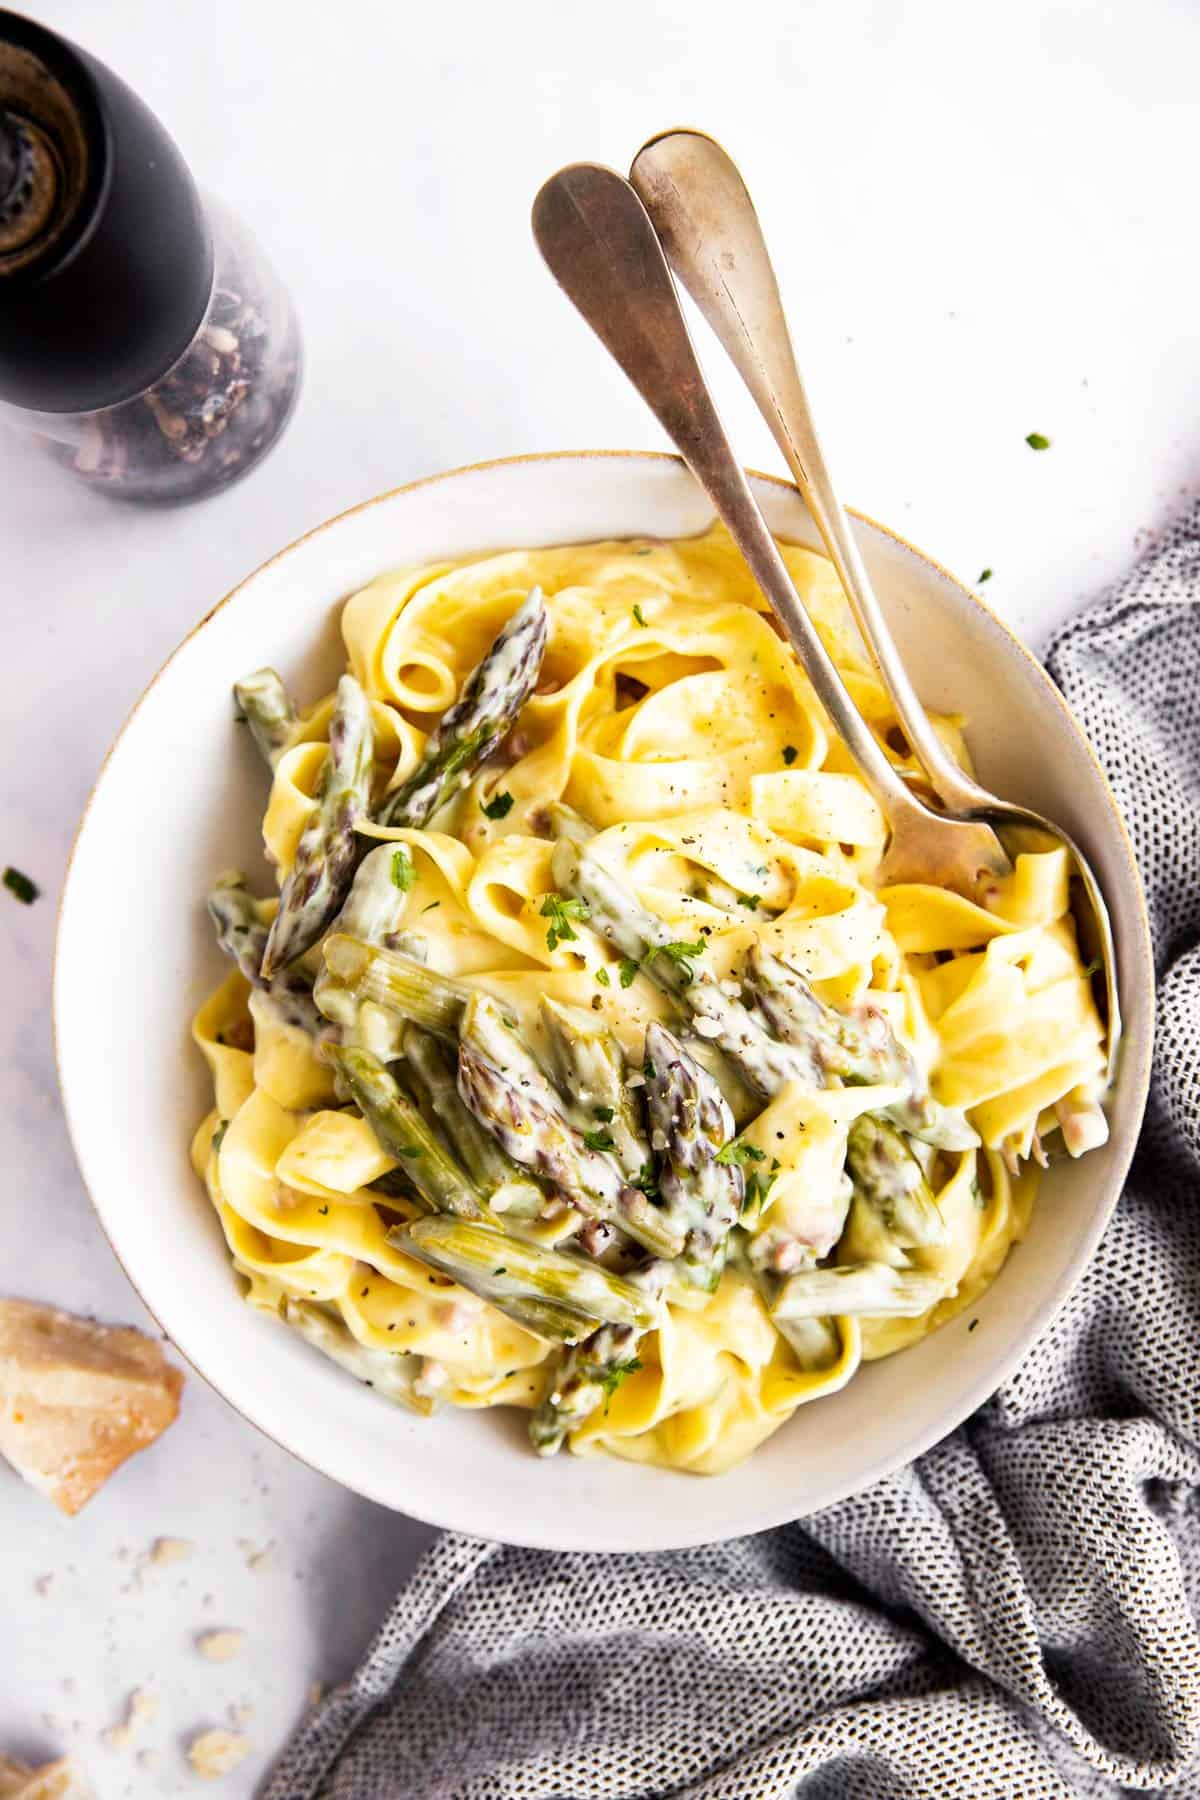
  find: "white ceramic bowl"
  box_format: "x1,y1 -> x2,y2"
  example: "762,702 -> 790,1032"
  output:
55,452 -> 1153,1551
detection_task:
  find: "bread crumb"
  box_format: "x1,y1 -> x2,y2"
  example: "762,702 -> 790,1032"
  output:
185,1729 -> 250,1781
149,1537 -> 193,1568
33,1574 -> 54,1597
196,1630 -> 245,1664
0,1754 -> 92,1798
236,1538 -> 273,1572
136,1749 -> 159,1773
0,1300 -> 183,1515
307,1681 -> 324,1709
100,1689 -> 156,1753
227,1704 -> 254,1730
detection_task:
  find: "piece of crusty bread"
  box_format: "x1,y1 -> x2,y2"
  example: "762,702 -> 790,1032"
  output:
0,1755 -> 92,1798
0,1300 -> 183,1516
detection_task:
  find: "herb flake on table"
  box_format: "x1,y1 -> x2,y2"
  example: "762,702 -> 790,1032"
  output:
1025,432 -> 1051,451
3,866 -> 38,905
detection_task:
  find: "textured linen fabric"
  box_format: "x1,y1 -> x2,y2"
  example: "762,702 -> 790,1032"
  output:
267,508 -> 1200,1800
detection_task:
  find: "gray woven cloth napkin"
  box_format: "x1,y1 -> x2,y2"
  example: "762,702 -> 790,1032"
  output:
266,507 -> 1200,1800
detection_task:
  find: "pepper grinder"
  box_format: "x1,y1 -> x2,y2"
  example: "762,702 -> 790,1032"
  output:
0,10 -> 301,502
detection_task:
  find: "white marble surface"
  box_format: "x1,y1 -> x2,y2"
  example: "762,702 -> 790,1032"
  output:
1,0 -> 1196,1792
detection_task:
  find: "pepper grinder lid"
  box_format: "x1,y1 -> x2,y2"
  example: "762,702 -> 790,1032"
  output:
0,8 -> 213,414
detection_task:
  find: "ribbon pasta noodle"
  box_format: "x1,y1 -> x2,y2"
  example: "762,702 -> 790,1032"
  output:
192,525 -> 1107,1476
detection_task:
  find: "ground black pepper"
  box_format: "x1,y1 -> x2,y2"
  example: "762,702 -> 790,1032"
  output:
45,200 -> 301,502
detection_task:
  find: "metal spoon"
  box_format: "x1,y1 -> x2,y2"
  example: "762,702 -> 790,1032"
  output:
626,128 -> 1119,1080
532,163 -> 1008,909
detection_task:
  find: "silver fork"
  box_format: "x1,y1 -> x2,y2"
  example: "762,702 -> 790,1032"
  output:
626,128 -> 1119,1083
532,165 -> 1008,900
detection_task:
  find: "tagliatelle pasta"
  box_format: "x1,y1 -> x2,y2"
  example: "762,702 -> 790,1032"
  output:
191,524 -> 1107,1476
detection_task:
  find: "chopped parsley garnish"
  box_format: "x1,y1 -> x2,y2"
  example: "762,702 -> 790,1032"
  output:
3,866 -> 38,905
781,745 -> 799,766
632,603 -> 647,627
440,723 -> 492,780
618,957 -> 640,989
978,568 -> 993,584
631,1163 -> 659,1200
540,891 -> 590,952
598,1356 -> 642,1404
593,1105 -> 615,1122
494,1267 -> 507,1277
744,1169 -> 778,1211
1025,432 -> 1051,451
642,1059 -> 657,1080
715,1140 -> 766,1167
736,892 -> 760,911
654,939 -> 706,983
594,966 -> 611,988
481,790 -> 514,820
390,848 -> 416,892
582,1128 -> 616,1153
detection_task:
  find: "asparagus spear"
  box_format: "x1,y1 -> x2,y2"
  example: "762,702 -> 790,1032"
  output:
643,1022 -> 744,1292
540,997 -> 649,1179
528,1320 -> 642,1456
332,842 -> 412,945
376,590 -> 548,828
457,994 -> 684,1258
742,943 -> 977,1151
207,873 -> 270,987
540,800 -> 596,846
555,839 -> 804,1097
320,934 -> 470,1038
261,675 -> 374,979
206,873 -> 322,1036
314,850 -> 430,1053
234,667 -> 297,769
845,1114 -> 949,1248
403,1025 -> 543,1218
772,1262 -> 945,1319
280,1298 -> 435,1414
392,1217 -> 661,1331
328,1045 -> 483,1219
558,843 -> 976,1150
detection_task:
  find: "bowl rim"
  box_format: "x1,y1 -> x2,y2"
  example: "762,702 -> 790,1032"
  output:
53,448 -> 1155,1543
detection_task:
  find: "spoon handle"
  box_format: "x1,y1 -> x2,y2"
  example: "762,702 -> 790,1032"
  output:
531,163 -> 923,828
629,129 -> 987,817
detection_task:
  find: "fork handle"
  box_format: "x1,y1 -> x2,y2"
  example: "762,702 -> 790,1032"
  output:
630,129 -> 989,817
531,162 -> 932,832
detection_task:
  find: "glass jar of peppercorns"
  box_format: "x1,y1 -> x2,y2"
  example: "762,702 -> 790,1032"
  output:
0,9 -> 301,503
